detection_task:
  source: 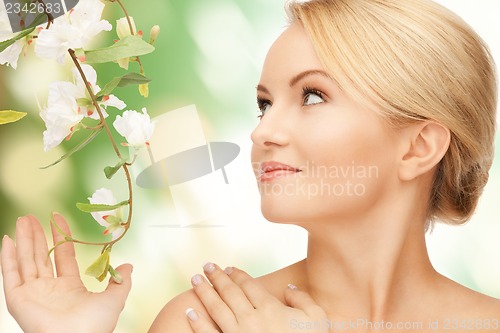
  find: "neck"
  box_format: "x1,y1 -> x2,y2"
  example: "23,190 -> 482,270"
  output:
300,194 -> 438,322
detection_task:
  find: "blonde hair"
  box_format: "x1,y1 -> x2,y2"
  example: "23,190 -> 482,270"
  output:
287,0 -> 497,227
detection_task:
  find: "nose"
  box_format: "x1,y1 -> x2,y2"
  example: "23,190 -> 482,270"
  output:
250,103 -> 290,149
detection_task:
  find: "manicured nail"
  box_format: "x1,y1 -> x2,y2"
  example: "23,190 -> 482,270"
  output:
186,308 -> 198,321
224,266 -> 234,275
203,262 -> 215,274
16,216 -> 27,223
288,284 -> 298,290
191,274 -> 203,286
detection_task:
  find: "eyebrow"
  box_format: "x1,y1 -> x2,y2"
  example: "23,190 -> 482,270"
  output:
289,69 -> 332,87
256,69 -> 332,94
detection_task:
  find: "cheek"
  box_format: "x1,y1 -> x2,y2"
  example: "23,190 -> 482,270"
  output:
262,111 -> 398,222
304,109 -> 392,170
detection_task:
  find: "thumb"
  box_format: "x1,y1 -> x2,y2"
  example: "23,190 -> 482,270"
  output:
104,263 -> 133,308
284,284 -> 327,319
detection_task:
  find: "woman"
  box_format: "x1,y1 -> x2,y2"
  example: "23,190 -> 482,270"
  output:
2,0 -> 499,332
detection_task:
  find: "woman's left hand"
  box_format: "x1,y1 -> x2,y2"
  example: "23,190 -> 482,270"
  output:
185,263 -> 329,333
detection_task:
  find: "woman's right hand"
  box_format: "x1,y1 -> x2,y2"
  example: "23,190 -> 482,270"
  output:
1,214 -> 132,333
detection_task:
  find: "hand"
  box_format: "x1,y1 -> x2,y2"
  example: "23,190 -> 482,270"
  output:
1,214 -> 132,333
185,263 -> 329,333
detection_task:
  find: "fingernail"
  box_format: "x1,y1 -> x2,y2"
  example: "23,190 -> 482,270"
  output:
224,266 -> 234,275
191,274 -> 203,286
288,284 -> 298,290
186,308 -> 198,321
203,262 -> 215,274
16,216 -> 27,223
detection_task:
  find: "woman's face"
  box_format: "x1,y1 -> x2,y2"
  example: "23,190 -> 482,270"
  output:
251,23 -> 401,226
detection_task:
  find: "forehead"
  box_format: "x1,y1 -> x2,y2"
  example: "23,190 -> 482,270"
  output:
260,23 -> 325,82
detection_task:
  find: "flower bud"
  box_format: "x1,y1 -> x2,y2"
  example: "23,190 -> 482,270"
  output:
149,25 -> 160,45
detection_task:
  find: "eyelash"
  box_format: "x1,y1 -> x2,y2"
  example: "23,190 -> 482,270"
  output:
302,86 -> 325,103
256,97 -> 271,119
256,86 -> 326,119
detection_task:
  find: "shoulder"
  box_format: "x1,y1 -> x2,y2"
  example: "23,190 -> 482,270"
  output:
437,275 -> 500,318
148,288 -> 213,333
148,260 -> 306,332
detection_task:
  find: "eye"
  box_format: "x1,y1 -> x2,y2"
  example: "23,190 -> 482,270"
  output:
302,87 -> 325,106
257,97 -> 271,119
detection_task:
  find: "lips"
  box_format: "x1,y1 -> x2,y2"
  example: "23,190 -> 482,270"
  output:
259,161 -> 301,182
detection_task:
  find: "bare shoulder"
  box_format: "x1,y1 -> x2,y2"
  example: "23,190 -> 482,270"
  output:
148,288 -> 213,333
438,274 -> 500,318
459,288 -> 500,317
148,260 -> 306,332
256,259 -> 307,302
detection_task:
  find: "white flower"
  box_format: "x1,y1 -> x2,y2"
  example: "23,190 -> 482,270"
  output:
35,0 -> 112,64
0,37 -> 25,69
40,81 -> 84,151
113,108 -> 155,148
0,23 -> 37,69
72,64 -> 126,119
89,188 -> 125,241
40,64 -> 125,151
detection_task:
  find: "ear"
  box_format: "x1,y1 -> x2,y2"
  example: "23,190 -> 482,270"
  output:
398,121 -> 450,181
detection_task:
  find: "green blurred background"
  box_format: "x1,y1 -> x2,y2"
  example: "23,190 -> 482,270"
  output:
0,0 -> 499,331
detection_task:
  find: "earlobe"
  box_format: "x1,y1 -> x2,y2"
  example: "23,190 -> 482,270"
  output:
398,121 -> 450,181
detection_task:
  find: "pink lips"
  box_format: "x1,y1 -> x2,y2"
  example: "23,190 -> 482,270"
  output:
260,161 -> 301,182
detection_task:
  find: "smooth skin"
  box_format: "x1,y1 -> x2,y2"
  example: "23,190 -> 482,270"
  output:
1,214 -> 132,333
186,263 -> 328,333
150,23 -> 500,332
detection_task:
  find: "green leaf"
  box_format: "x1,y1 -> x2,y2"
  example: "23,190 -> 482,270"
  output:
0,27 -> 35,53
104,160 -> 126,179
40,128 -> 102,169
0,110 -> 27,125
96,73 -> 151,98
84,35 -> 155,64
76,200 -> 129,213
85,249 -> 111,282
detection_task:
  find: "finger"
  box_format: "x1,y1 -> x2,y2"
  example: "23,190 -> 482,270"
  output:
29,215 -> 54,278
1,235 -> 22,294
186,308 -> 221,333
191,272 -> 237,332
103,264 -> 133,309
202,262 -> 254,314
15,216 -> 38,281
224,266 -> 279,309
50,213 -> 80,277
285,284 -> 327,318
